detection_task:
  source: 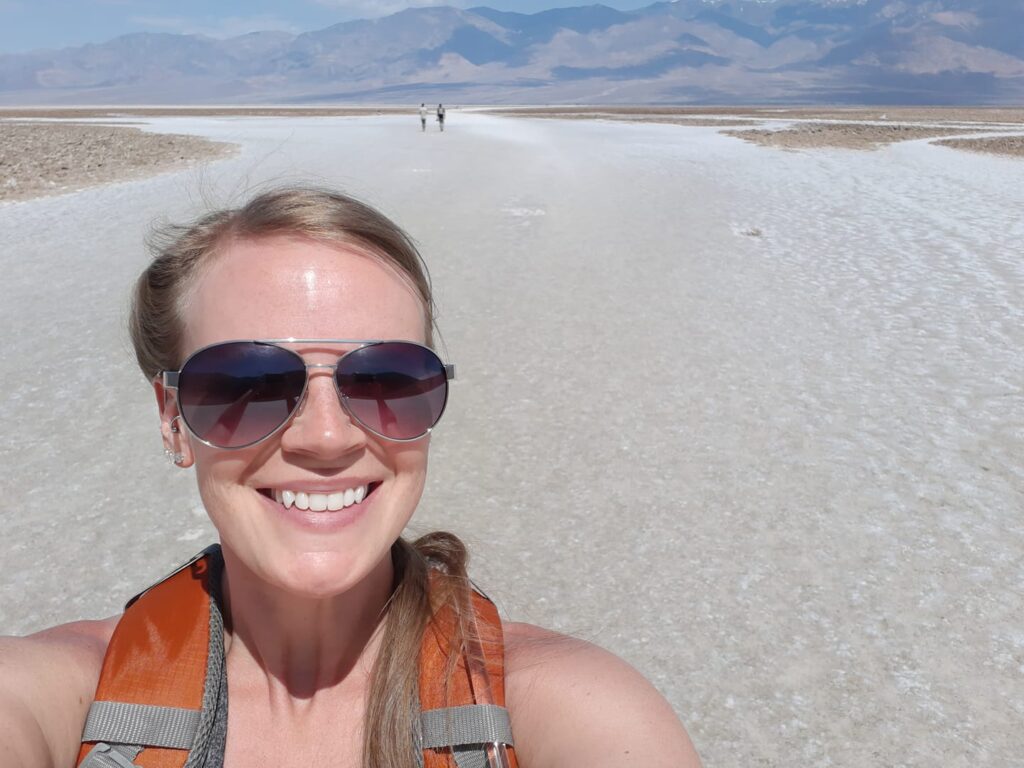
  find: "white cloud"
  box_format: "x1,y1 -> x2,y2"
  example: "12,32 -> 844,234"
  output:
129,14 -> 302,38
311,0 -> 466,19
930,11 -> 979,29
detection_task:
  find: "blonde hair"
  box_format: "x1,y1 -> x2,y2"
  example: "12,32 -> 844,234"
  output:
130,186 -> 436,379
129,186 -> 470,768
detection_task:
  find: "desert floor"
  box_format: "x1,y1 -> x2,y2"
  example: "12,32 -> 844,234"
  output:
1,108 -> 1021,767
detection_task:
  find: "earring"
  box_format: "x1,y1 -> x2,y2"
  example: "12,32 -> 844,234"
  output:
164,448 -> 184,465
166,416 -> 185,464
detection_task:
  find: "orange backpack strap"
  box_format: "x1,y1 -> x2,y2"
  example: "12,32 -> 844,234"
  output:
419,576 -> 518,768
77,551 -> 515,768
77,546 -> 222,768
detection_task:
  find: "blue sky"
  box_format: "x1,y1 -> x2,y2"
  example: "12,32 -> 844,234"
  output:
0,0 -> 656,53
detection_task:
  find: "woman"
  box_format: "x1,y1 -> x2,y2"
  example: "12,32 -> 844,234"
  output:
0,187 -> 701,768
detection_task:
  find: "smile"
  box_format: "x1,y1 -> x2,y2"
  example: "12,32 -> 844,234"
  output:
269,485 -> 371,512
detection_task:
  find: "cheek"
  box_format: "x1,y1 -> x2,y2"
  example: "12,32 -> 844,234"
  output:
191,449 -> 259,526
379,441 -> 430,527
390,440 -> 430,485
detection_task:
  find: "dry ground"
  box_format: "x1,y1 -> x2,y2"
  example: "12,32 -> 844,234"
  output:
933,134 -> 1024,158
3,106 -> 1023,204
488,105 -> 1024,123
0,121 -> 232,202
721,122 -> 985,151
0,107 -> 412,119
491,106 -> 1024,156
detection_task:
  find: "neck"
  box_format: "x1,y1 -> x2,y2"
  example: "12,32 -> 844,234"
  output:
219,545 -> 396,703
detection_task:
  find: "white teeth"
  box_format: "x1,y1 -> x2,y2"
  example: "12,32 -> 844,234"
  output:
272,485 -> 370,513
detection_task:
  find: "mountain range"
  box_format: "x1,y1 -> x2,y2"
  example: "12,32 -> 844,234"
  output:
1,0 -> 1022,105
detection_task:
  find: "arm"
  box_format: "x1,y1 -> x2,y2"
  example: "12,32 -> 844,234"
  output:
0,619 -> 115,768
504,623 -> 702,768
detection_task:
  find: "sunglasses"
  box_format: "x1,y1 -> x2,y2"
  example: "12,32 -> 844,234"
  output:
161,339 -> 454,449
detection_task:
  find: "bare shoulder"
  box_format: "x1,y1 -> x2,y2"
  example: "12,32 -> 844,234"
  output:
0,617 -> 117,768
2,616 -> 116,680
502,622 -> 702,768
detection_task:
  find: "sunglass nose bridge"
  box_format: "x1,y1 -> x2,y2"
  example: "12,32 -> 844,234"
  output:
302,362 -> 343,401
291,363 -> 355,430
304,362 -> 343,399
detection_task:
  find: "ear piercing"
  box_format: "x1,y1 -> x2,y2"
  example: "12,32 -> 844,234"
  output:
165,417 -> 185,464
163,448 -> 185,465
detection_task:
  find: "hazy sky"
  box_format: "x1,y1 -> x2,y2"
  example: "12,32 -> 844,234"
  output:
0,0 -> 657,53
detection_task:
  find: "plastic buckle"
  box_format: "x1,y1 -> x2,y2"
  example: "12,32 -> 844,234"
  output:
80,742 -> 139,768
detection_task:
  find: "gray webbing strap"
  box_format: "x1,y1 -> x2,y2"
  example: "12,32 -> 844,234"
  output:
451,744 -> 492,768
183,552 -> 228,768
83,701 -> 200,749
421,704 -> 515,768
421,703 -> 514,748
79,743 -> 143,768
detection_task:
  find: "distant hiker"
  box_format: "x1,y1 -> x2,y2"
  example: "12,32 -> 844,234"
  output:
419,103 -> 427,132
437,103 -> 446,132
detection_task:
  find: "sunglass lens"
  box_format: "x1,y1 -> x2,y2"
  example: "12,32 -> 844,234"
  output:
336,342 -> 448,440
177,342 -> 306,448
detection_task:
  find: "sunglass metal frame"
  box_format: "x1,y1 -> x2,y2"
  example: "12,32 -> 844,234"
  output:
160,338 -> 455,449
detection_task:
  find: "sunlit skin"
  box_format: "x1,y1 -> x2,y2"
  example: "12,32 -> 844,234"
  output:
0,236 -> 703,768
153,235 -> 433,756
162,233 -> 430,603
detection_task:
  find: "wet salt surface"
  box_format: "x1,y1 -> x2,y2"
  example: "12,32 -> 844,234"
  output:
1,114 -> 1021,766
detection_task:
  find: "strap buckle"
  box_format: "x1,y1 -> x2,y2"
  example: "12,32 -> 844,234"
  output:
79,743 -> 139,768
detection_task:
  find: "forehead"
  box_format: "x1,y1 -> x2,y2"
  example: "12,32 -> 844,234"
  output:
181,234 -> 426,352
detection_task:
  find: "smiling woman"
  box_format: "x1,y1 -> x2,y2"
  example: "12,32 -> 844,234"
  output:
0,186 -> 702,768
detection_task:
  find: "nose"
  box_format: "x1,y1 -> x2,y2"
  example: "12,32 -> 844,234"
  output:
279,368 -> 367,458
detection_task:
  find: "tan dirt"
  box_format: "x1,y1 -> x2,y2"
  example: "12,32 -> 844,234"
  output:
721,122 -> 985,151
933,134 -> 1024,158
0,107 -> 413,119
0,108 -> 415,203
746,106 -> 1024,123
490,106 -> 1024,158
488,105 -> 1024,124
0,121 -> 234,202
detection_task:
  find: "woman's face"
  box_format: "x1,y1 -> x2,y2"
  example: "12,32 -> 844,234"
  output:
164,233 -> 431,598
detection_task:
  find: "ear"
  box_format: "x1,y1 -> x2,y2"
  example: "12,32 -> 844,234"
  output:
153,378 -> 195,468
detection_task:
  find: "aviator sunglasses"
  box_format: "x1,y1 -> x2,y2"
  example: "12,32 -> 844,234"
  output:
161,339 -> 454,449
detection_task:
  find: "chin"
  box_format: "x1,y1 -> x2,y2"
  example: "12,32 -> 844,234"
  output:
265,546 -> 391,601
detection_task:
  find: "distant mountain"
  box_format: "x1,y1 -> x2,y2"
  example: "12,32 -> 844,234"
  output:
1,0 -> 1021,105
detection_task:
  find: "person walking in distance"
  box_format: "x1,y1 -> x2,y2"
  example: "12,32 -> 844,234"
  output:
437,103 -> 446,132
419,103 -> 427,132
